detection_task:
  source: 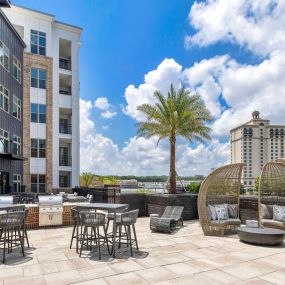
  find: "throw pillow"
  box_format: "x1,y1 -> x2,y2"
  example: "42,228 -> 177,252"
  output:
214,204 -> 229,220
261,204 -> 273,219
273,205 -> 285,222
228,204 -> 238,218
208,204 -> 217,220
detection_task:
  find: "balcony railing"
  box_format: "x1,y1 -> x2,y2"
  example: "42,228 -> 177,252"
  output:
59,123 -> 72,135
59,89 -> 72,96
59,154 -> 72,166
59,58 -> 71,70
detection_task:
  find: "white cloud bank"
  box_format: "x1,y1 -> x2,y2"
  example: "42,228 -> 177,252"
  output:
80,0 -> 285,176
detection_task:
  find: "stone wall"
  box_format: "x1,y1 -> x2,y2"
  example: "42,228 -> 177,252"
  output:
23,52 -> 53,192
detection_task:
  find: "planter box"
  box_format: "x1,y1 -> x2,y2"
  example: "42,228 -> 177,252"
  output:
147,193 -> 198,220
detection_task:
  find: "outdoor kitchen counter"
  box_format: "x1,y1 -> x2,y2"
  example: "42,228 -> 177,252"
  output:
24,202 -> 91,229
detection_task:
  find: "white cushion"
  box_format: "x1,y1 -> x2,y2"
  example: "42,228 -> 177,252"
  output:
214,204 -> 229,220
208,205 -> 217,220
273,205 -> 285,222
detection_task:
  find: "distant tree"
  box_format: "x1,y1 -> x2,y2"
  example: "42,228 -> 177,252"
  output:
240,184 -> 246,195
137,84 -> 212,194
254,176 -> 260,192
80,172 -> 95,188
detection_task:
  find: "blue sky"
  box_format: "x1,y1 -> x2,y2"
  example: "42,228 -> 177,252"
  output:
12,0 -> 285,175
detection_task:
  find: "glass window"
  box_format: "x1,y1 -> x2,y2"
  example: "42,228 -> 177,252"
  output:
13,95 -> 21,120
12,135 -> 21,156
31,139 -> 46,158
31,174 -> 46,193
0,129 -> 9,153
30,103 -> 46,123
0,84 -> 9,112
31,30 -> 46,56
13,174 -> 21,192
31,68 -> 46,89
0,41 -> 9,70
13,56 -> 22,83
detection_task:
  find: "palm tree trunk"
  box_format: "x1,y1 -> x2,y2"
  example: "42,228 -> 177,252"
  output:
169,134 -> 176,194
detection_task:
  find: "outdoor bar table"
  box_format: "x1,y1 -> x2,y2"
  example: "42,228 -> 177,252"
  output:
77,203 -> 129,257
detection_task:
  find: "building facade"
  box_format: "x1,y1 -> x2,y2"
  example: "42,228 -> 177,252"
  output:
3,5 -> 81,192
0,9 -> 25,194
231,111 -> 285,189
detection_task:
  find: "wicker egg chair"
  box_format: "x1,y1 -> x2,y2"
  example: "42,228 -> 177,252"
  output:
259,162 -> 285,230
198,163 -> 243,236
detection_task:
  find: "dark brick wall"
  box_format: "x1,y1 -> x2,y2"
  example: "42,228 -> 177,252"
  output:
117,193 -> 147,217
147,193 -> 198,220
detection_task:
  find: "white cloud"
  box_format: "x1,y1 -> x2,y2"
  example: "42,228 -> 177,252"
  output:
94,97 -> 110,110
101,110 -> 117,119
123,58 -> 183,121
94,96 -> 117,119
185,0 -> 285,56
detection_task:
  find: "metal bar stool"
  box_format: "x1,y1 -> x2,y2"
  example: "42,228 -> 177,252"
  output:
106,205 -> 129,235
115,209 -> 139,257
0,211 -> 25,264
23,208 -> 30,248
79,211 -> 109,259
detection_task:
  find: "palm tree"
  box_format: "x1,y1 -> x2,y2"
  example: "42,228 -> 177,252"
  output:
136,84 -> 212,194
80,172 -> 95,188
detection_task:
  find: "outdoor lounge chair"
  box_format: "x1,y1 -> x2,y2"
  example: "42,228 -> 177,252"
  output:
150,206 -> 184,233
259,162 -> 285,230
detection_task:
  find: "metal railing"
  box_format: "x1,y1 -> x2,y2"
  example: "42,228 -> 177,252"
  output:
59,123 -> 72,135
59,154 -> 72,166
59,58 -> 71,70
59,89 -> 72,96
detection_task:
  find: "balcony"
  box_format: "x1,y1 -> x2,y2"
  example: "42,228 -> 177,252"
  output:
59,123 -> 72,135
59,58 -> 71,71
59,154 -> 72,167
59,73 -> 72,96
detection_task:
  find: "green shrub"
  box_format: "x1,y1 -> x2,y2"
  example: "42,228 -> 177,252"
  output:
186,182 -> 201,193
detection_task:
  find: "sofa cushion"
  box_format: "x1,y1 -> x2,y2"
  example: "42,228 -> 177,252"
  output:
227,204 -> 238,218
273,205 -> 285,222
262,219 -> 285,229
261,204 -> 273,219
214,204 -> 229,220
207,205 -> 217,220
209,218 -> 241,226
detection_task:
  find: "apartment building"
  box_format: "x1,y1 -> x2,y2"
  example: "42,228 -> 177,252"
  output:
231,111 -> 285,189
0,9 -> 25,194
3,5 -> 81,192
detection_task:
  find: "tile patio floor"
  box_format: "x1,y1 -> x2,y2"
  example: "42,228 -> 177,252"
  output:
1,218 -> 285,285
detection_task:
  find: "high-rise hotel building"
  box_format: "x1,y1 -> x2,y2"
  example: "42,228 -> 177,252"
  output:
231,111 -> 285,188
3,5 -> 81,192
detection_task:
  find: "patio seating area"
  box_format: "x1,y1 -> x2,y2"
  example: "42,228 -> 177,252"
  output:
1,218 -> 285,285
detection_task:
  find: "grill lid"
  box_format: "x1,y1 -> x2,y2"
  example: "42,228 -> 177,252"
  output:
0,196 -> 14,205
38,195 -> 63,205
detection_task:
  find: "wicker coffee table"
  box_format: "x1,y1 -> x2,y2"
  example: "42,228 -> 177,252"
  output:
237,227 -> 285,246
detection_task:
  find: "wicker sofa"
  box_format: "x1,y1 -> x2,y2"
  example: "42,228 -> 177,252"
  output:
198,163 -> 243,236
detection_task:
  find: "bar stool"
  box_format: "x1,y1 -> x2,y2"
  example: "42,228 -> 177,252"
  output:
116,209 -> 139,257
106,205 -> 129,234
79,211 -> 109,259
0,211 -> 25,263
23,208 -> 30,248
70,207 -> 83,253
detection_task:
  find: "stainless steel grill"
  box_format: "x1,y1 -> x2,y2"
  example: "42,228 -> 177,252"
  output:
38,196 -> 63,226
0,196 -> 13,205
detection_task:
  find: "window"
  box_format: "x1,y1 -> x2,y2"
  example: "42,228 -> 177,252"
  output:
13,174 -> 21,192
0,129 -> 9,153
13,56 -> 22,83
31,30 -> 46,56
12,135 -> 21,156
31,103 -> 46,123
31,174 -> 46,193
0,41 -> 9,70
31,139 -> 46,158
0,84 -> 9,112
13,95 -> 21,120
31,68 -> 46,89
